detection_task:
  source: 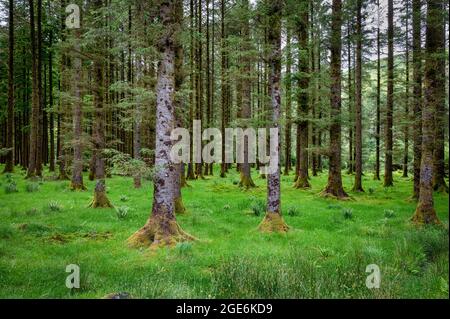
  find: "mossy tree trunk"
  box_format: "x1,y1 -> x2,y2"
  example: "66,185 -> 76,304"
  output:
411,0 -> 443,225
128,0 -> 193,248
321,0 -> 348,199
259,0 -> 288,233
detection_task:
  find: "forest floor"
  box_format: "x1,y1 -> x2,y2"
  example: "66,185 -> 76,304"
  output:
0,165 -> 448,298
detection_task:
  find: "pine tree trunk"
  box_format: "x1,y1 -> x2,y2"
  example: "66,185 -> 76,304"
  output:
128,0 -> 194,248
384,0 -> 394,187
3,0 -> 14,173
347,20 -> 354,175
284,28 -> 292,176
89,0 -> 112,208
352,0 -> 364,192
411,0 -> 443,225
403,1 -> 410,179
27,0 -> 39,178
294,3 -> 310,189
220,0 -> 227,178
70,30 -> 86,191
412,0 -> 422,199
374,0 -> 381,180
49,29 -> 55,172
259,0 -> 288,233
321,0 -> 348,199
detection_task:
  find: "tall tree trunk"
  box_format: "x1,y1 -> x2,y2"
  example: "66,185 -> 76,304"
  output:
294,1 -> 310,189
220,0 -> 227,178
49,29 -> 55,172
432,4 -> 449,193
70,30 -> 86,191
284,28 -> 292,176
36,0 -> 43,175
352,0 -> 364,192
187,0 -> 196,180
128,0 -> 194,248
347,19 -> 354,175
374,0 -> 381,180
3,0 -> 14,173
238,0 -> 256,189
89,0 -> 113,208
321,0 -> 348,199
27,0 -> 39,178
412,0 -> 422,198
384,0 -> 394,187
174,0 -> 187,214
259,0 -> 288,233
403,1 -> 410,178
411,0 -> 443,224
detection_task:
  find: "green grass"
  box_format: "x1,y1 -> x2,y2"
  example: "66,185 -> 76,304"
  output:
0,165 -> 448,299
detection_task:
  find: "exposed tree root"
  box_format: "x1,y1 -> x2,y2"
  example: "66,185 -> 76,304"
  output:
89,191 -> 114,208
258,212 -> 289,233
127,214 -> 195,248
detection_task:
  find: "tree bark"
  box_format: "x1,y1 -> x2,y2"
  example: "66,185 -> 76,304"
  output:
384,0 -> 394,187
284,28 -> 292,176
374,0 -> 381,180
412,0 -> 422,199
259,0 -> 288,233
128,0 -> 194,248
411,0 -> 443,225
321,0 -> 348,199
70,30 -> 86,191
294,1 -> 310,189
352,0 -> 364,192
89,0 -> 112,208
3,0 -> 14,173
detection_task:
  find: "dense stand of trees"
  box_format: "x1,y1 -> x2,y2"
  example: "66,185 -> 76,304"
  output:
0,0 -> 448,246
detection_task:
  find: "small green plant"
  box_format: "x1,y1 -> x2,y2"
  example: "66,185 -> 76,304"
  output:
223,204 -> 231,210
368,187 -> 375,195
384,209 -> 395,218
4,173 -> 13,182
286,206 -> 300,217
0,225 -> 14,239
232,179 -> 239,185
342,208 -> 353,220
120,195 -> 129,202
25,208 -> 39,216
116,206 -> 129,219
250,199 -> 266,217
175,242 -> 193,256
26,183 -> 40,193
4,181 -> 18,194
47,201 -> 62,212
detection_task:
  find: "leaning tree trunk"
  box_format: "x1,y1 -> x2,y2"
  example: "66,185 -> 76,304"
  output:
89,0 -> 112,208
352,0 -> 364,192
70,30 -> 86,191
128,0 -> 194,248
294,2 -> 310,189
384,0 -> 394,187
411,0 -> 443,225
259,0 -> 289,233
321,0 -> 348,199
3,0 -> 14,173
412,0 -> 422,199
